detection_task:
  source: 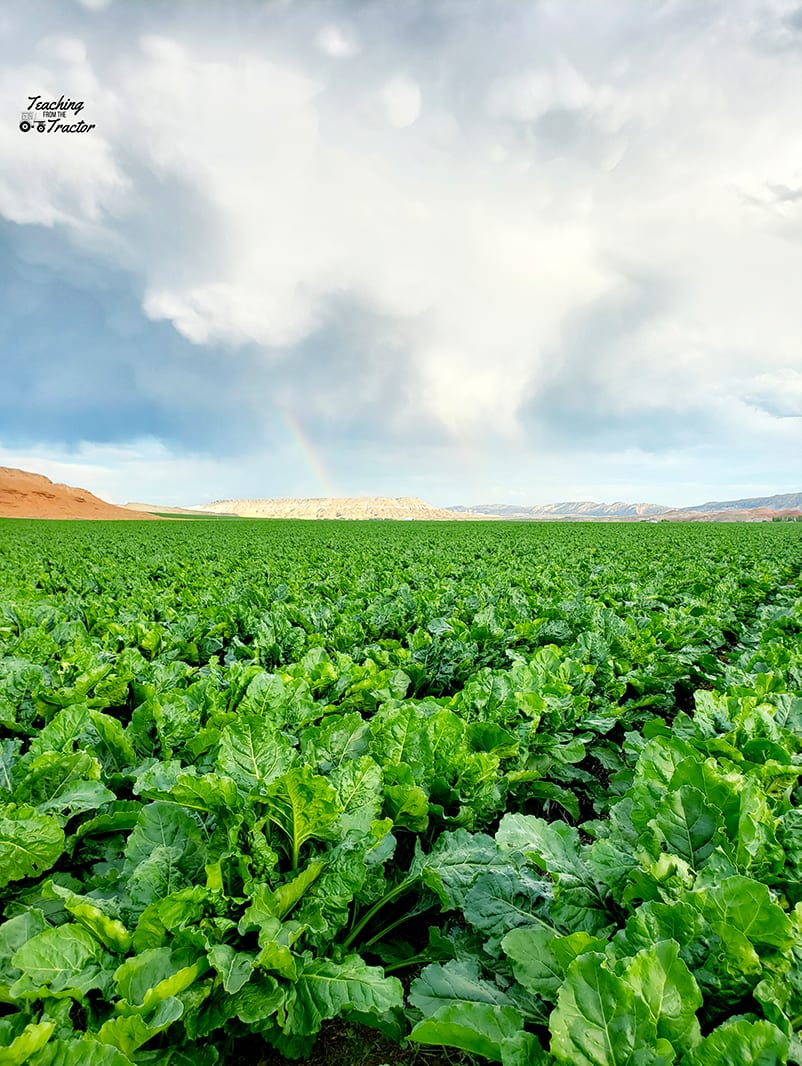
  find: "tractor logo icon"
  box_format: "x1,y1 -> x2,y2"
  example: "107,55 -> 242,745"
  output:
19,111 -> 46,132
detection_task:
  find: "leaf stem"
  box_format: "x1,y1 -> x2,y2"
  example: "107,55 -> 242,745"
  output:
342,876 -> 417,949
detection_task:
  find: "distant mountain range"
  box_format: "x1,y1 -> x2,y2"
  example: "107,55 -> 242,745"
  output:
447,492 -> 802,521
127,489 -> 802,523
448,501 -> 671,518
679,492 -> 802,513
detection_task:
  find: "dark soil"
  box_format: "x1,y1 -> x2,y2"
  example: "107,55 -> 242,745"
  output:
227,1021 -> 478,1066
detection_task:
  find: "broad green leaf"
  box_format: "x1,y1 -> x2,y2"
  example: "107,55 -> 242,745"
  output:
463,868 -> 549,948
383,763 -> 429,832
96,997 -> 183,1056
283,954 -> 403,1036
735,777 -> 784,879
694,876 -> 793,952
216,715 -> 296,796
0,1019 -> 54,1066
67,802 -> 141,857
622,941 -> 702,1050
628,737 -> 700,833
330,756 -> 383,835
270,860 -> 326,919
224,974 -> 285,1024
0,909 -> 48,969
295,831 -> 386,944
409,959 -> 515,1017
15,751 -> 105,813
38,780 -> 115,817
87,709 -> 137,772
45,883 -> 132,953
114,946 -> 206,1009
615,901 -> 709,972
368,702 -> 433,781
681,1017 -> 788,1066
122,803 -> 206,913
503,926 -> 606,1000
419,828 -> 507,910
29,1035 -> 135,1065
501,1030 -> 552,1066
550,953 -> 660,1066
648,785 -> 727,868
496,814 -> 612,934
0,739 -> 22,795
670,757 -> 742,840
411,1002 -> 524,1061
168,771 -> 239,815
11,924 -> 109,997
0,804 -> 64,888
26,704 -> 93,759
300,712 -> 371,772
207,944 -> 255,994
264,766 -> 340,870
496,813 -> 583,875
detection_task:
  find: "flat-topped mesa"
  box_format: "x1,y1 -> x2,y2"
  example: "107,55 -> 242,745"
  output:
193,496 -> 477,520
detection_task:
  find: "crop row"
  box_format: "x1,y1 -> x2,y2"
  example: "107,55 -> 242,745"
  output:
0,519 -> 801,1064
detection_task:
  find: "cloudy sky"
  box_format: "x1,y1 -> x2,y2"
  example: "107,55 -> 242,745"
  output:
2,0 -> 802,507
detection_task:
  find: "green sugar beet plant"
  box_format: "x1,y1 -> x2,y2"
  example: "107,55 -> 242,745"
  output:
0,518 -> 801,1063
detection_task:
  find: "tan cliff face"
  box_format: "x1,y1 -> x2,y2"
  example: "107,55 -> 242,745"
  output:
194,496 -> 480,520
0,468 -> 159,520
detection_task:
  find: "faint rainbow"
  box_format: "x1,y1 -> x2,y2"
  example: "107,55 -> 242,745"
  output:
277,407 -> 339,497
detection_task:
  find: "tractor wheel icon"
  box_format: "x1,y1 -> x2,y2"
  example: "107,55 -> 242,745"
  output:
36,121 -> 46,132
19,119 -> 31,132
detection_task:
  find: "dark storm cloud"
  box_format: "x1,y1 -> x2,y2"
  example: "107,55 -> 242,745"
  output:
519,269 -> 711,453
269,295 -> 447,448
0,222 -> 439,456
0,222 -> 265,452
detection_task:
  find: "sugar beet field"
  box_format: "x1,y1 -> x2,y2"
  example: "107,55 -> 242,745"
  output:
2,519 -> 802,1066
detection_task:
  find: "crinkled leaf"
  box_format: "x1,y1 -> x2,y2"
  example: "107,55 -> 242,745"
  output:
228,974 -> 285,1023
264,766 -> 341,870
330,756 -> 383,835
368,703 -> 433,782
0,804 -> 65,888
496,814 -> 612,934
15,751 -> 104,813
681,1017 -> 788,1066
0,1019 -> 55,1065
383,763 -> 429,832
409,959 -> 515,1017
122,803 -> 206,913
301,712 -> 371,772
29,1035 -> 135,1065
418,828 -> 506,910
283,954 -> 403,1036
216,715 -> 296,796
735,778 -> 784,879
11,924 -> 110,997
0,739 -> 22,795
464,868 -> 549,948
